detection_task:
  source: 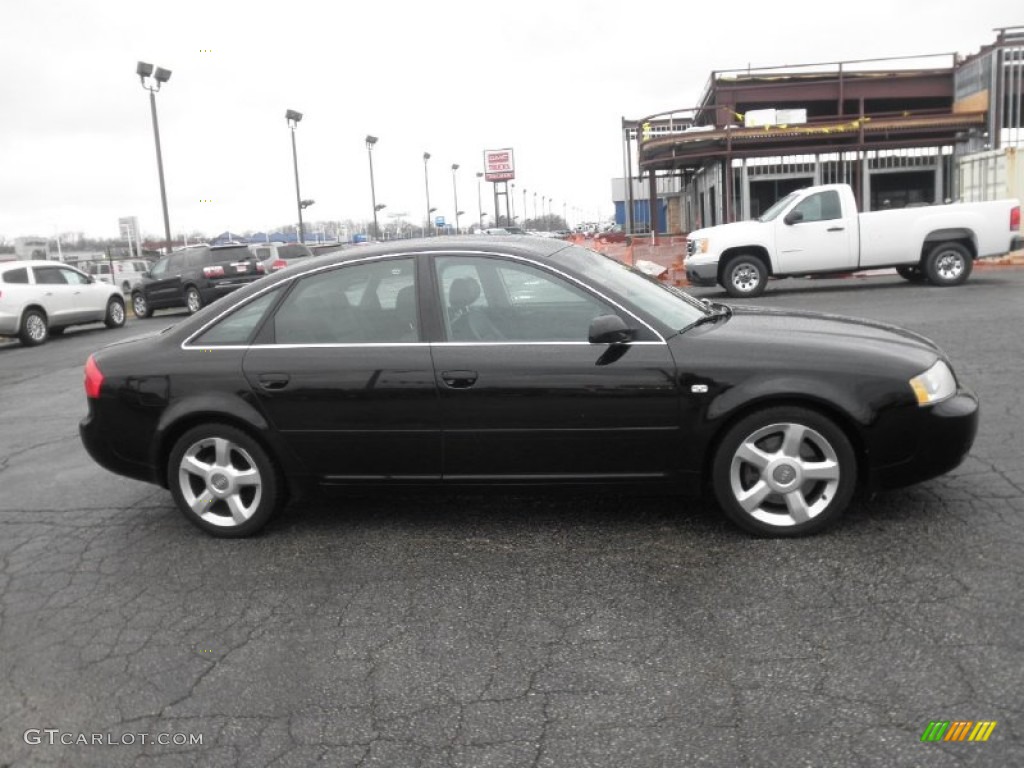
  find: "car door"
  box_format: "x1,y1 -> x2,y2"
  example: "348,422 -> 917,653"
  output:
774,189 -> 855,273
57,266 -> 107,323
30,265 -> 76,325
241,256 -> 442,482
429,253 -> 680,481
146,252 -> 187,307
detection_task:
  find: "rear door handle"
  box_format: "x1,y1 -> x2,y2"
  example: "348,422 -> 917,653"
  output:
257,373 -> 291,390
827,226 -> 845,232
441,370 -> 478,389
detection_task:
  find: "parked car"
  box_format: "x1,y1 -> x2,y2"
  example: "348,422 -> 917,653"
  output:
80,236 -> 978,538
0,260 -> 125,346
130,244 -> 264,318
596,226 -> 628,244
685,182 -> 1023,297
249,242 -> 316,274
87,260 -> 153,293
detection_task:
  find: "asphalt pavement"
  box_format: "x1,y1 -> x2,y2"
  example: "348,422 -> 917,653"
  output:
1,272 -> 1022,767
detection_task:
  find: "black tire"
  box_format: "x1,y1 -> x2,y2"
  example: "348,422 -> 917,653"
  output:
721,254 -> 768,298
896,265 -> 926,282
923,242 -> 973,287
185,286 -> 203,314
712,406 -> 857,537
132,292 -> 152,319
105,297 -> 126,328
167,424 -> 281,537
19,309 -> 48,346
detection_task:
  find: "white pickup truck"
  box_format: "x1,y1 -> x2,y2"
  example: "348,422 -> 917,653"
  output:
684,183 -> 1022,298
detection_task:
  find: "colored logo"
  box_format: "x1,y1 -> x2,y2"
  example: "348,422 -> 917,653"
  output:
921,721 -> 997,742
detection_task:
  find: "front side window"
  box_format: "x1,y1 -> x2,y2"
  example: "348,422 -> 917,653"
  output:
272,258 -> 417,344
792,190 -> 842,222
191,289 -> 280,346
60,268 -> 90,285
435,255 -> 615,342
149,257 -> 170,278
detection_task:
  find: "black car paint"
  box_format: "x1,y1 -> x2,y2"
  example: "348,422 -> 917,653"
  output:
81,237 -> 978,505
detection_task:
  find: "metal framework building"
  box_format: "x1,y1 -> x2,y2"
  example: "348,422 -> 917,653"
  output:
623,26 -> 1024,235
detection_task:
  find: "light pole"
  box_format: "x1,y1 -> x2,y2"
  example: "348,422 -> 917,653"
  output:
522,187 -> 527,227
475,172 -> 483,231
285,109 -> 305,243
423,152 -> 432,236
136,61 -> 173,254
365,135 -> 379,239
451,163 -> 460,234
542,195 -> 547,228
510,182 -> 516,226
533,192 -> 538,223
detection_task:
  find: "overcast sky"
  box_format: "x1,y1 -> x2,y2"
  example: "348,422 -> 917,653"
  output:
0,0 -> 1018,241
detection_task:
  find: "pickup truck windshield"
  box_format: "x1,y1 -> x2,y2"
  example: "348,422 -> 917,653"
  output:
758,191 -> 800,222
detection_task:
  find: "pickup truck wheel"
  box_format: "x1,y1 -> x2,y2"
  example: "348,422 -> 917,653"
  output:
896,265 -> 926,282
924,243 -> 972,287
712,406 -> 856,537
722,255 -> 768,298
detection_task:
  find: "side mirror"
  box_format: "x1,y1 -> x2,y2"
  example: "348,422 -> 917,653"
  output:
589,314 -> 635,344
784,210 -> 804,225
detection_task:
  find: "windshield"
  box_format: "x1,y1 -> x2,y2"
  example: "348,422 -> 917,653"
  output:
758,191 -> 800,222
556,245 -> 706,333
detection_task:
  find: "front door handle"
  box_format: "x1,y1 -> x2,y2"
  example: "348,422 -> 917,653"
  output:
827,226 -> 845,232
441,370 -> 478,389
257,373 -> 291,391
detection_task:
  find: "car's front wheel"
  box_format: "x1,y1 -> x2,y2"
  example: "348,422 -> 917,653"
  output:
721,254 -> 768,298
132,292 -> 152,318
712,406 -> 856,536
19,309 -> 49,346
167,424 -> 281,537
105,297 -> 126,328
924,242 -> 973,286
185,287 -> 203,314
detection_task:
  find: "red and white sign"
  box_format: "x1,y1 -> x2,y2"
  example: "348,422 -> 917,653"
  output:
484,148 -> 515,181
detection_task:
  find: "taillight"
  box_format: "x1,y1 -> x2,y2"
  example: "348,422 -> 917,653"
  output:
203,265 -> 225,278
271,259 -> 287,272
1012,205 -> 1020,231
84,355 -> 104,399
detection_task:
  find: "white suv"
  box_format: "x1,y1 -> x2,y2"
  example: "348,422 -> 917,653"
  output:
0,261 -> 125,346
87,260 -> 152,293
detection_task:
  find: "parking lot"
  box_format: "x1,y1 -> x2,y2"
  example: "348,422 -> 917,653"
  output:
1,269 -> 1022,767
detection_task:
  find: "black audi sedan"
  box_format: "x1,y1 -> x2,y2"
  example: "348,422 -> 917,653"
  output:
80,236 -> 978,538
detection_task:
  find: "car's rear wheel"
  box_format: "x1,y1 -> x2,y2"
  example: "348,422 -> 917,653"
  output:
185,287 -> 203,314
132,292 -> 152,318
19,309 -> 49,346
721,254 -> 768,298
924,242 -> 973,286
896,265 -> 926,282
168,424 -> 280,537
105,297 -> 126,328
712,406 -> 856,537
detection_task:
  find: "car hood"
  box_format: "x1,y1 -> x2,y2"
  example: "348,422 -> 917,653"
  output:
680,304 -> 945,376
688,220 -> 768,248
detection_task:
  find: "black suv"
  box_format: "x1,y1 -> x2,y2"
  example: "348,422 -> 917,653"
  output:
131,244 -> 265,317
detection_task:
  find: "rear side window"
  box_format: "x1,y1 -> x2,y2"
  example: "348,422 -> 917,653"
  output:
191,289 -> 280,346
209,248 -> 252,265
3,268 -> 29,284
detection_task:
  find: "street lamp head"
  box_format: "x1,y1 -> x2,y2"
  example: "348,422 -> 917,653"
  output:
375,203 -> 387,211
423,151 -> 431,161
365,135 -> 378,149
300,199 -> 315,209
285,109 -> 303,124
457,211 -> 466,217
428,207 -> 438,213
476,172 -> 483,179
136,61 -> 154,78
451,163 -> 459,171
154,67 -> 172,83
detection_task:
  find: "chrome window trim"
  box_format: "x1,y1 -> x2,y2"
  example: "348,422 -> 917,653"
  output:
181,249 -> 667,350
185,340 -> 668,351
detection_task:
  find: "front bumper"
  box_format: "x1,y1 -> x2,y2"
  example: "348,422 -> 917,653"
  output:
684,260 -> 719,286
870,390 -> 979,490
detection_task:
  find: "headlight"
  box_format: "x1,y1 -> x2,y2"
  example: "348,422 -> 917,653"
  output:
692,238 -> 709,254
909,360 -> 956,406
